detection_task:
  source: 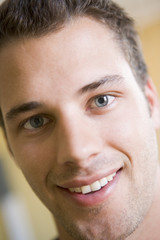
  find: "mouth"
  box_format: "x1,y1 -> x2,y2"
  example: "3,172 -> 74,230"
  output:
57,167 -> 123,207
69,172 -> 116,194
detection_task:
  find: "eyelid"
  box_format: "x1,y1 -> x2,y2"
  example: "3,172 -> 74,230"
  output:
88,94 -> 116,110
24,116 -> 49,130
19,114 -> 51,130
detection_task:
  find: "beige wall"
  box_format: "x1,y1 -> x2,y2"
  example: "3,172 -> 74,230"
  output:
0,19 -> 160,240
139,20 -> 160,146
139,21 -> 160,89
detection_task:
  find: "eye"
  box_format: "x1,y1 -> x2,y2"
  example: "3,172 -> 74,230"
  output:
24,115 -> 50,130
94,95 -> 115,108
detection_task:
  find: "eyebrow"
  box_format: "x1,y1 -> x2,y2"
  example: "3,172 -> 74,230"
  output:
5,101 -> 43,120
5,75 -> 123,121
78,74 -> 123,95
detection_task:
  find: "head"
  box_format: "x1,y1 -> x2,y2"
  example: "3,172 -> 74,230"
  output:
0,1 -> 160,240
0,0 -> 148,129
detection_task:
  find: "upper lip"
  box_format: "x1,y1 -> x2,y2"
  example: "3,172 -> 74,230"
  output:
57,165 -> 123,189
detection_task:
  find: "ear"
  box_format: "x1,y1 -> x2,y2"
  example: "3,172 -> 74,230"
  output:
145,78 -> 160,129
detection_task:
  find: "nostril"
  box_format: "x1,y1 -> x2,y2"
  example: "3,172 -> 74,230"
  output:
88,152 -> 100,161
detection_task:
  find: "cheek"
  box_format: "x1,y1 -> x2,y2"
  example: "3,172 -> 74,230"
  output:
100,105 -> 154,165
12,142 -> 56,205
12,139 -> 55,182
102,106 -> 158,190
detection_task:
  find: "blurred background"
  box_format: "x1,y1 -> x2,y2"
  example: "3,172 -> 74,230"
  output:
0,0 -> 160,239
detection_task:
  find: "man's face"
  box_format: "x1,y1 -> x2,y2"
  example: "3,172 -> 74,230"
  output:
0,18 -> 160,240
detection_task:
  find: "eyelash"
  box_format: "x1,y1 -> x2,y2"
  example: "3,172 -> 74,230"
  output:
89,94 -> 116,110
19,94 -> 116,131
19,114 -> 51,131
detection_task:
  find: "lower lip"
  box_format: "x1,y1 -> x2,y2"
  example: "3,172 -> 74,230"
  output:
58,169 -> 122,207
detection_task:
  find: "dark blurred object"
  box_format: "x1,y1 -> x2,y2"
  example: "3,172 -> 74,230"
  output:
0,159 -> 10,200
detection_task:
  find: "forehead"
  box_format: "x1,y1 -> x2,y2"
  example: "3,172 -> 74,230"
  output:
0,17 -> 134,113
0,17 -> 121,66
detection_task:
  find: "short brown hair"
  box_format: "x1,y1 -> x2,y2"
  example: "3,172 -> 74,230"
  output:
0,0 -> 148,129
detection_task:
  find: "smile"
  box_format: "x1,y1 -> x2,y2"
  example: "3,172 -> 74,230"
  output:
69,172 -> 116,194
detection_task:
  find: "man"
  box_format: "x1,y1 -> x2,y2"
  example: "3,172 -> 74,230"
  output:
0,0 -> 160,239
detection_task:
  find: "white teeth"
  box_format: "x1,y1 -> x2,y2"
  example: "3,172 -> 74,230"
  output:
69,171 -> 117,194
107,174 -> 114,182
99,177 -> 108,187
81,185 -> 91,194
74,187 -> 81,193
90,180 -> 101,192
69,188 -> 75,192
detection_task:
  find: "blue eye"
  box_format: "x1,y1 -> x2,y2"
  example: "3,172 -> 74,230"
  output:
94,95 -> 115,108
95,95 -> 109,107
24,116 -> 49,130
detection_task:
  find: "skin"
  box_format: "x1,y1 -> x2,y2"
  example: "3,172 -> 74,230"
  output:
0,17 -> 160,240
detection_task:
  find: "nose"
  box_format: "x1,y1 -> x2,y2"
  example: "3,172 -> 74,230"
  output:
56,110 -> 102,168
